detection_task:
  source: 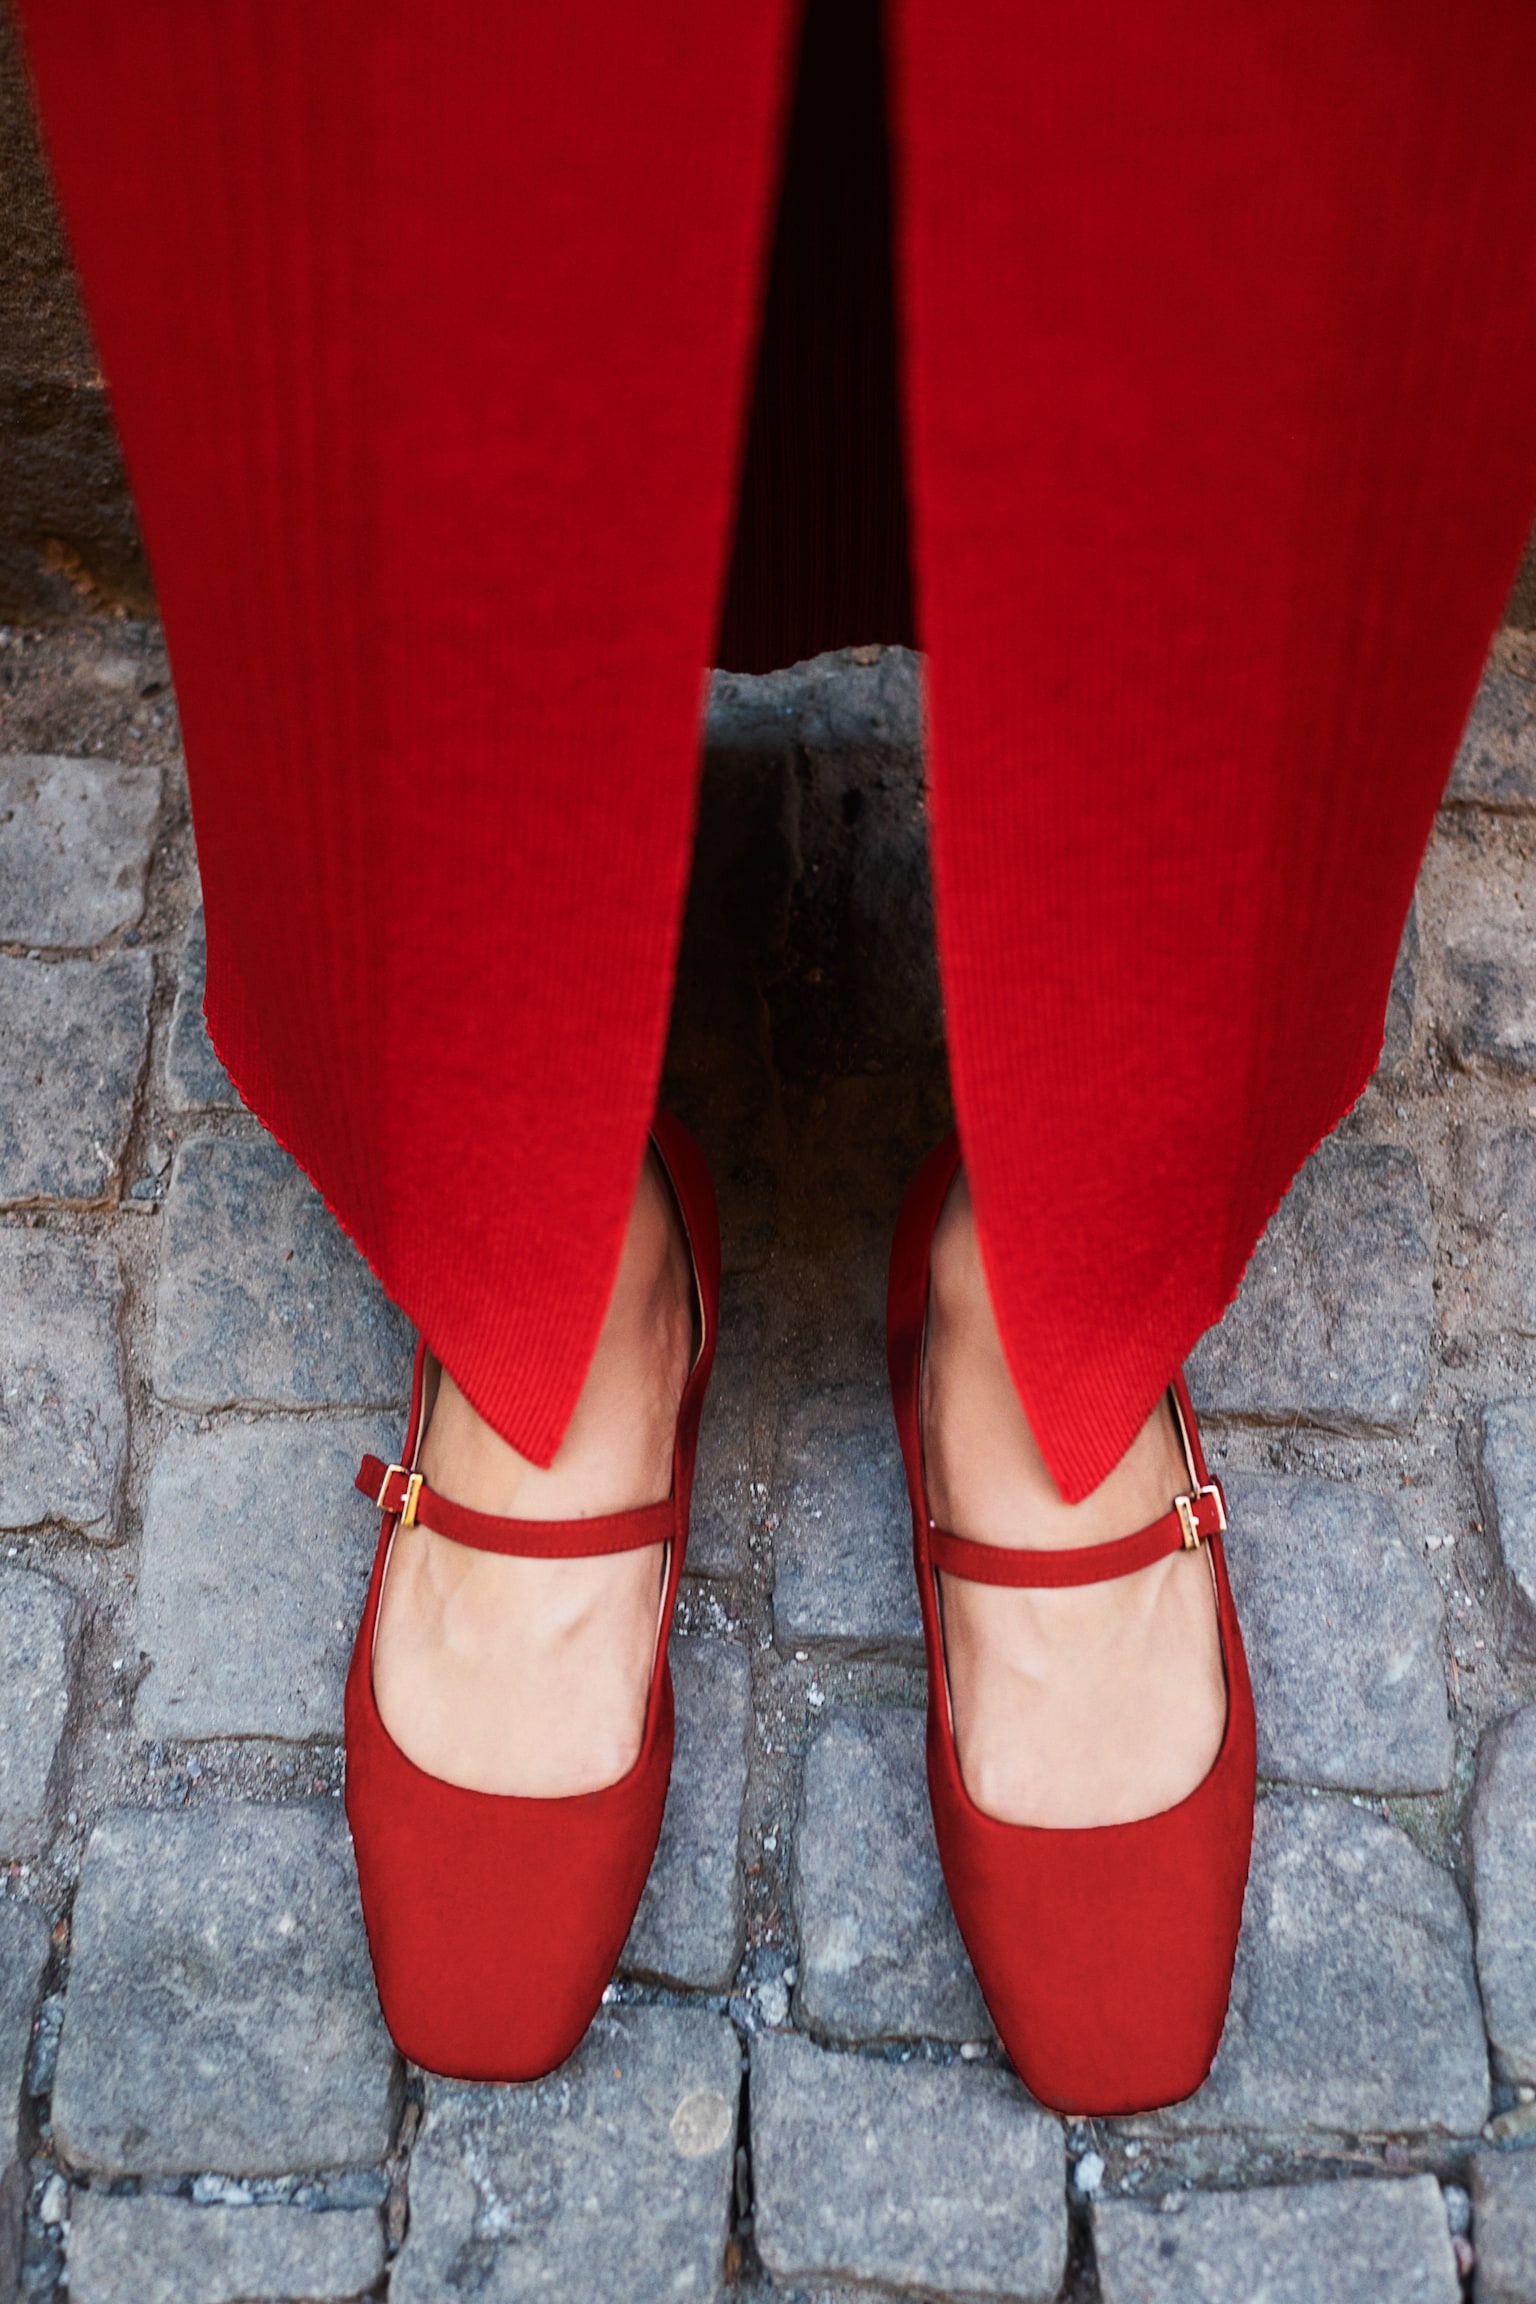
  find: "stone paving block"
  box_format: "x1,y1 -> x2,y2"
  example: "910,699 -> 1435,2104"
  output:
392,2004 -> 738,2304
0,952 -> 151,1202
52,1802 -> 400,2177
1222,1475 -> 1451,1793
0,1230 -> 126,1533
0,753 -> 160,946
1094,2176 -> 1458,2304
1440,849 -> 1536,1076
792,1709 -> 991,2045
0,1899 -> 51,2304
66,2192 -> 386,2304
136,1418 -> 391,1742
688,1274 -> 757,1579
1480,1400 -> 1536,1620
752,2030 -> 1066,2303
1189,1140 -> 1433,1430
164,905 -> 239,1111
1378,898 -> 1419,1073
623,1636 -> 749,1990
1457,1128 -> 1536,1338
153,1136 -> 412,1410
1469,1706 -> 1536,2084
1149,1797 -> 1488,2139
771,1384 -> 920,1650
1448,638 -> 1536,809
1471,2148 -> 1536,2304
0,1562 -> 82,1859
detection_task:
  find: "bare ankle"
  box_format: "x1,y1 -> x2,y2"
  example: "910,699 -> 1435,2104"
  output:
923,1165 -> 1185,1548
420,1144 -> 692,1523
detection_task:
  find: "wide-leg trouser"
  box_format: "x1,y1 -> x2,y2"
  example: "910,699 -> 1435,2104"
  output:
17,2 -> 1536,1497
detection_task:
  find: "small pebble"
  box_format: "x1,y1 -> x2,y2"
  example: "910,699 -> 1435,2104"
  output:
756,1978 -> 789,2028
38,2175 -> 67,2228
762,1833 -> 778,1854
1073,2152 -> 1105,2196
958,2041 -> 987,2061
192,2174 -> 252,2207
1453,2237 -> 1475,2280
1442,2184 -> 1471,2237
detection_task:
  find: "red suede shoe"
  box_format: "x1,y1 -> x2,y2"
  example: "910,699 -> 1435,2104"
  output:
886,1135 -> 1255,2116
343,1111 -> 719,2080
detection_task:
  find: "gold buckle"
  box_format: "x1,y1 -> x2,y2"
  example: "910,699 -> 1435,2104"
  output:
1174,1482 -> 1226,1549
376,1463 -> 424,1528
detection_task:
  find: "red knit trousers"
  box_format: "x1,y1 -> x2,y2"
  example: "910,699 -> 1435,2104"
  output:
18,2 -> 1536,1497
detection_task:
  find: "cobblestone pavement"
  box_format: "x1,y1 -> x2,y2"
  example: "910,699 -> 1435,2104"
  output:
1,614 -> 1535,2302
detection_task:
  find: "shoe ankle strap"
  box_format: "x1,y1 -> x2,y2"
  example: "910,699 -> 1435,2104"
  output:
928,1479 -> 1227,1589
356,1455 -> 676,1558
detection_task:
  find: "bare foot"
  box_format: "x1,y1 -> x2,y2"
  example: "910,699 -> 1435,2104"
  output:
372,1147 -> 694,1796
921,1170 -> 1226,1828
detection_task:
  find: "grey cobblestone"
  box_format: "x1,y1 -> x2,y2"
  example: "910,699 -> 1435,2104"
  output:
1479,1400 -> 1536,1626
0,1899 -> 51,2303
623,1636 -> 750,1991
1379,898 -> 1420,1072
1222,1475 -> 1452,1792
1456,1126 -> 1536,1337
0,952 -> 151,1202
0,753 -> 160,946
1094,2176 -> 1458,2304
152,1136 -> 412,1411
687,1275 -> 758,1580
1149,1797 -> 1488,2139
1189,1140 -> 1434,1430
393,2004 -> 738,2304
164,905 -> 239,1112
792,1708 -> 991,2045
0,1563 -> 81,1859
752,2031 -> 1066,2302
0,1229 -> 126,1533
1448,634 -> 1536,808
770,1385 -> 919,1651
53,1802 -> 400,2177
135,1419 -> 391,1742
1470,2148 -> 1536,2304
1469,1705 -> 1536,2084
1440,847 -> 1536,1076
65,2192 -> 386,2304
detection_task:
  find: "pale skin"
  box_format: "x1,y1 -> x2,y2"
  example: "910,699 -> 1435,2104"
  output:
921,1170 -> 1227,1828
374,1153 -> 1226,1823
372,1147 -> 693,1796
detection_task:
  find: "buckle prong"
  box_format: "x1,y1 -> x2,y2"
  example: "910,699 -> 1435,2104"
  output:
1174,1481 -> 1226,1549
376,1463 -> 424,1528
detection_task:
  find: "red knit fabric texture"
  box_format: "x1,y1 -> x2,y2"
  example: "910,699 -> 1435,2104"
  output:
17,0 -> 1536,1493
